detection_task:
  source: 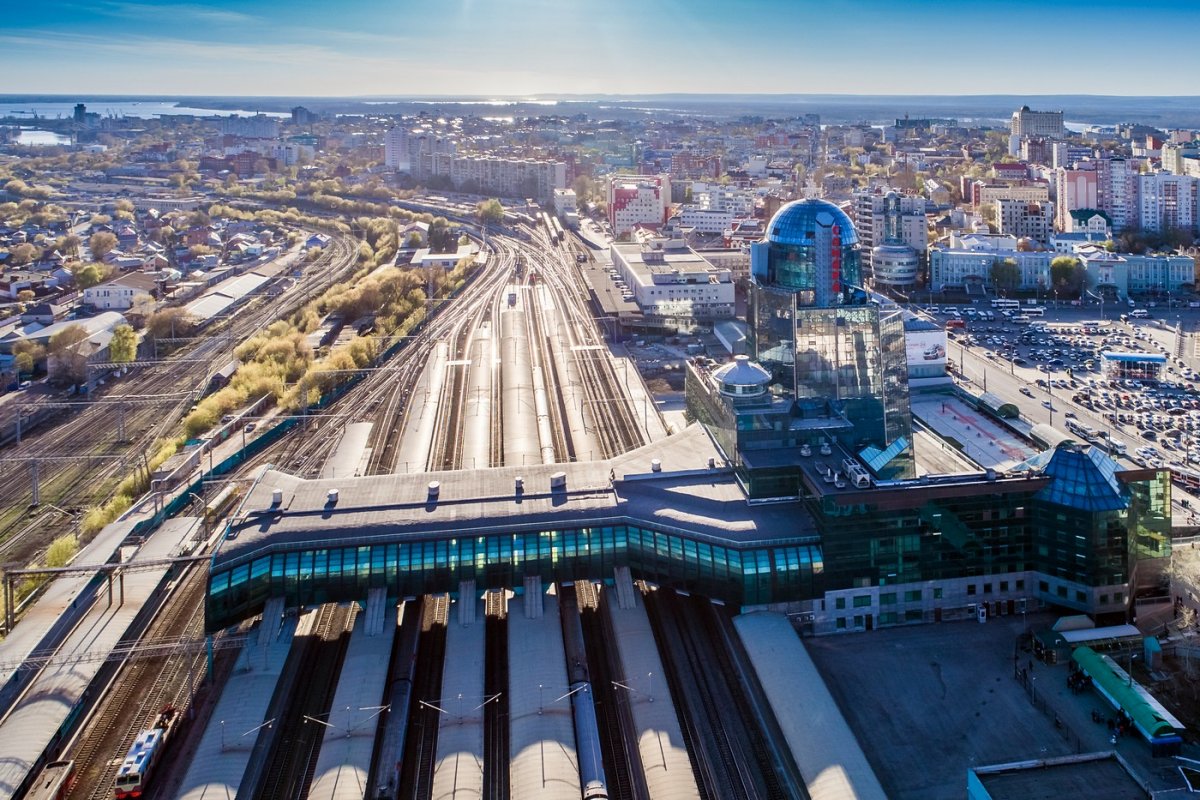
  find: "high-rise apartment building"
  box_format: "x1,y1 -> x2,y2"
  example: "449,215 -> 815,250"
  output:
384,126 -> 411,171
1011,106 -> 1065,139
218,114 -> 280,139
1053,168 -> 1099,231
1137,173 -> 1199,234
1097,158 -> 1137,233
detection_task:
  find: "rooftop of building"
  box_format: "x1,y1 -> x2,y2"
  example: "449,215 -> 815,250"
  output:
609,239 -> 729,285
972,753 -> 1149,800
214,423 -> 820,570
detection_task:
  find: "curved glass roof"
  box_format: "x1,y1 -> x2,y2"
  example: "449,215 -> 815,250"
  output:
767,199 -> 859,247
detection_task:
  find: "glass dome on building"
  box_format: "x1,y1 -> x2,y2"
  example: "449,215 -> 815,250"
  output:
712,355 -> 771,397
758,199 -> 862,306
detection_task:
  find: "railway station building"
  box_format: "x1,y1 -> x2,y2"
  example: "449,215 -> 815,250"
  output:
205,200 -> 1172,637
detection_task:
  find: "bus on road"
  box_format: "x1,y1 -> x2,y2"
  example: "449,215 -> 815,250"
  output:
1024,307 -> 1046,317
991,298 -> 1021,310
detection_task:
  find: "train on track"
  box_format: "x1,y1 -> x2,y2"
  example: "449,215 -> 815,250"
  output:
204,484 -> 241,527
114,706 -> 177,799
560,593 -> 610,800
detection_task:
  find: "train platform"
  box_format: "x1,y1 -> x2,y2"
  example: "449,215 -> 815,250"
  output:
0,516 -> 200,800
605,587 -> 700,800
0,517 -> 140,708
611,344 -> 671,444
431,599 -> 485,800
307,591 -> 397,800
911,396 -> 1036,472
508,592 -> 580,800
173,612 -> 299,800
733,611 -> 886,800
320,422 -> 374,480
392,340 -> 448,473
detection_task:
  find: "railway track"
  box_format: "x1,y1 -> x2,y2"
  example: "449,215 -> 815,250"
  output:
397,594 -> 449,800
644,591 -> 798,800
572,584 -> 641,800
0,235 -> 359,566
255,602 -> 355,800
64,561 -> 209,800
483,591 -> 509,800
522,233 -> 647,457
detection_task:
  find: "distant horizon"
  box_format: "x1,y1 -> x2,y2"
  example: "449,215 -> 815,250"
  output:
5,92 -> 1200,101
7,91 -> 1200,128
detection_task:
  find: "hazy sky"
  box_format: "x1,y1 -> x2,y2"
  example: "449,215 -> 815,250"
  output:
4,0 -> 1198,97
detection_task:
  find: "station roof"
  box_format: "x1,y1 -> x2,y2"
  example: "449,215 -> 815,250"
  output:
1101,351 -> 1167,363
215,425 -> 819,570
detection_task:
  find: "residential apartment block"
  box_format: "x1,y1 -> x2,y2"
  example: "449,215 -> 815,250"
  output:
608,175 -> 671,236
996,199 -> 1054,243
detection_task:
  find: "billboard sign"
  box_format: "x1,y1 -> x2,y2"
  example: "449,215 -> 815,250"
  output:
906,329 -> 947,368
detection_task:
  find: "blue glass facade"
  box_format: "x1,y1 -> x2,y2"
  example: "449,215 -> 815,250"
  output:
206,525 -> 824,631
751,199 -> 862,306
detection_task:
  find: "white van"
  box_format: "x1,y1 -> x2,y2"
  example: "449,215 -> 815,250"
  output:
1131,309 -> 1149,319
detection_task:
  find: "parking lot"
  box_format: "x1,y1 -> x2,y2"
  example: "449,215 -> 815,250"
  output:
922,301 -> 1200,479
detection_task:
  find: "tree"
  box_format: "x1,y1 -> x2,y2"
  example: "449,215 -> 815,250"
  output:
71,261 -> 111,289
990,258 -> 1020,291
129,293 -> 157,320
109,324 -> 137,364
48,323 -> 91,386
1050,255 -> 1084,298
89,231 -> 118,259
61,233 -> 81,257
16,289 -> 36,304
12,340 -> 45,376
8,243 -> 38,266
476,198 -> 504,224
572,175 -> 591,205
45,533 -> 79,568
145,308 -> 195,343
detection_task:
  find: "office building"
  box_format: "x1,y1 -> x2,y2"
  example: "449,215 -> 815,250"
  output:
1076,248 -> 1195,298
1011,106 -> 1065,139
929,233 -> 1054,293
852,189 -> 926,289
748,199 -> 913,473
609,238 -> 734,320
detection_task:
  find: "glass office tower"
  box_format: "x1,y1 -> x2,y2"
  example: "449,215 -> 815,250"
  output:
749,199 -> 913,475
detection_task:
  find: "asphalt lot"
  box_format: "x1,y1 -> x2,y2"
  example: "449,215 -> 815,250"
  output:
805,615 -> 1189,799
